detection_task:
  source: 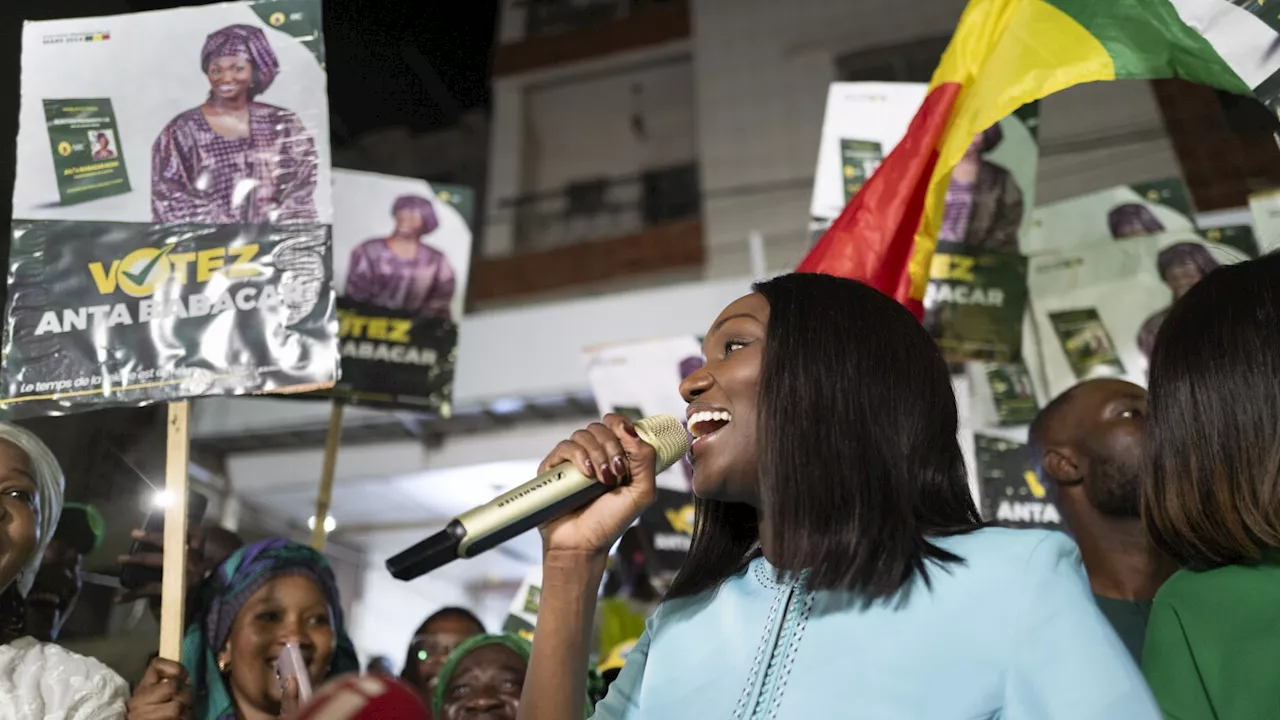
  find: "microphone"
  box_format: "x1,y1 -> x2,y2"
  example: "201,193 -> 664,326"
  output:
386,415 -> 690,581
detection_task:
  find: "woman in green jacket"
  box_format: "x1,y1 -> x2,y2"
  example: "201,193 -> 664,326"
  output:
1140,251 -> 1280,719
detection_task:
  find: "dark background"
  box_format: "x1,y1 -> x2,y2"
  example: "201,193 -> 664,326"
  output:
0,0 -> 498,229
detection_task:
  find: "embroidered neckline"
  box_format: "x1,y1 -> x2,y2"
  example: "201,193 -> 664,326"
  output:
750,556 -> 807,591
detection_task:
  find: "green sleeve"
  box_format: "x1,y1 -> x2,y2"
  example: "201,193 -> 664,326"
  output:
1141,597 -> 1215,720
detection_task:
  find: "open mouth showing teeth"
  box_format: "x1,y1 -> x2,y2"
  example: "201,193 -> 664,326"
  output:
688,410 -> 731,440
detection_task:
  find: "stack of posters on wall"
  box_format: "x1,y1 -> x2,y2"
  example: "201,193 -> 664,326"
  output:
583,336 -> 701,589
809,82 -> 1042,367
1022,178 -> 1250,400
323,169 -> 475,414
964,175 -> 1253,531
923,102 -> 1039,366
2,0 -> 338,417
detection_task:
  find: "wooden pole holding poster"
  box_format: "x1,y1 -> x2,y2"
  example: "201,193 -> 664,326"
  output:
158,401 -> 191,661
311,402 -> 345,551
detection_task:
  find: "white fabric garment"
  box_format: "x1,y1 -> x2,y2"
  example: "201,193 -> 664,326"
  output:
0,637 -> 127,719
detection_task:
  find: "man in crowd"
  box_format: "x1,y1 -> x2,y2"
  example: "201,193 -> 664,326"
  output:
1029,378 -> 1176,660
24,503 -> 106,642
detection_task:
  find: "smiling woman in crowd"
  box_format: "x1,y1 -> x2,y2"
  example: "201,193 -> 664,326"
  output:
518,272 -> 1159,719
152,24 -> 318,225
434,634 -> 593,720
401,607 -> 485,716
128,538 -> 359,720
0,423 -> 129,718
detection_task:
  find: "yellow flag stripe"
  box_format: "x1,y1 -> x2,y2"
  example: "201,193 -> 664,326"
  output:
907,0 -> 1117,300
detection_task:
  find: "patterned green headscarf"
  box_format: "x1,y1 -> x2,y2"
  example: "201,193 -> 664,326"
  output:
181,538 -> 359,720
431,633 -> 593,719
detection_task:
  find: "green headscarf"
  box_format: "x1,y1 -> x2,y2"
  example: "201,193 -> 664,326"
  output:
431,633 -> 594,719
181,538 -> 359,720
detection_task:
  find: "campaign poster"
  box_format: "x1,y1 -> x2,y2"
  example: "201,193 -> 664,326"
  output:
934,101 -> 1040,255
976,434 -> 1062,530
3,0 -> 336,417
500,566 -> 541,643
1027,232 -> 1246,398
584,336 -> 702,584
810,82 -> 1041,248
326,170 -> 474,413
979,361 -> 1040,427
809,83 -> 928,224
923,242 -> 1029,363
923,101 -> 1040,363
1199,224 -> 1260,258
14,0 -> 331,225
1,221 -> 337,417
1024,178 -> 1195,256
810,86 -> 1041,364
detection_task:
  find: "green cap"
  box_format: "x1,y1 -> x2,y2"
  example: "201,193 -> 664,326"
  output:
431,634 -> 594,718
55,503 -> 106,554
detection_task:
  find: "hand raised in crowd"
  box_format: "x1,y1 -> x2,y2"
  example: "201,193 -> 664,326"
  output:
127,658 -> 192,720
537,414 -> 658,558
117,526 -> 211,616
118,524 -> 242,617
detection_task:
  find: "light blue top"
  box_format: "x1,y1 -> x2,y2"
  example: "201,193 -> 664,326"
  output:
592,527 -> 1158,719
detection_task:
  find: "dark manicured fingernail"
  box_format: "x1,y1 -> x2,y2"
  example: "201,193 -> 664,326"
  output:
623,424 -> 639,438
599,465 -> 615,486
583,458 -> 594,476
611,455 -> 627,478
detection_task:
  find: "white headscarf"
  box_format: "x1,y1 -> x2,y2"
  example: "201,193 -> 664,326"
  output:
0,423 -> 64,597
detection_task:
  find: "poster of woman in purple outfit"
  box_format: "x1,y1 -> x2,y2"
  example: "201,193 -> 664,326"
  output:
344,195 -> 457,320
12,2 -> 332,224
151,24 -> 318,225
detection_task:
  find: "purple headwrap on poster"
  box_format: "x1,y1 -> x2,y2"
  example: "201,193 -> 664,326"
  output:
201,24 -> 281,96
392,195 -> 440,236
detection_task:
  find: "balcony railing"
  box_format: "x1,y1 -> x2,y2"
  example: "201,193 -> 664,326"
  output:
525,0 -> 682,40
506,163 -> 699,251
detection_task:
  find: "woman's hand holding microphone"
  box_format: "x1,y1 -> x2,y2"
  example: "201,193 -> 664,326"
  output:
536,413 -> 660,561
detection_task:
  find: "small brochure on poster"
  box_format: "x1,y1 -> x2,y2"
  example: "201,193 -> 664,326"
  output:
42,99 -> 131,205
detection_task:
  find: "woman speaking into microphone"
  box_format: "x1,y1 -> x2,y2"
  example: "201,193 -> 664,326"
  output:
520,273 -> 1158,719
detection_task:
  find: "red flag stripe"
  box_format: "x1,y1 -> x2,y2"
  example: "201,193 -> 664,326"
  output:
797,83 -> 962,320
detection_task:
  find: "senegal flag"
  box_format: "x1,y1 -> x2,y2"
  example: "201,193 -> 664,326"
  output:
798,0 -> 1280,319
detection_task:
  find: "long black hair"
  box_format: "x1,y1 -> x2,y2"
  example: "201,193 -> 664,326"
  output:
1142,251 -> 1280,568
665,273 -> 983,602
